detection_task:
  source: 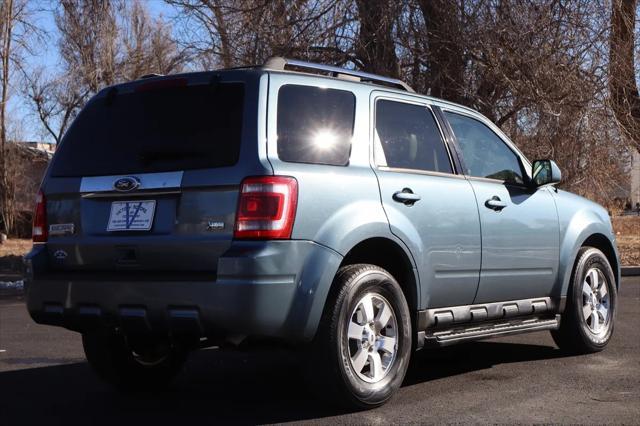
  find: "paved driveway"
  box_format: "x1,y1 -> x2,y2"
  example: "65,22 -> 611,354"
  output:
1,277 -> 638,425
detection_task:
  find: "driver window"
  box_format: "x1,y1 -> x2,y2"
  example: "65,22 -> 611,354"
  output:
444,111 -> 524,185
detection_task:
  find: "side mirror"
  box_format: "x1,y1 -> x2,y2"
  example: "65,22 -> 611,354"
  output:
532,159 -> 561,187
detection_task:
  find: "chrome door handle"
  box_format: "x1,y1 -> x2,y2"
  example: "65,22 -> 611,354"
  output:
393,189 -> 421,205
485,196 -> 507,211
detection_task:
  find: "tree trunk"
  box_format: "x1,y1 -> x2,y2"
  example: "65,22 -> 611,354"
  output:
0,0 -> 16,235
419,0 -> 465,104
354,0 -> 400,78
209,0 -> 233,68
610,0 -> 640,149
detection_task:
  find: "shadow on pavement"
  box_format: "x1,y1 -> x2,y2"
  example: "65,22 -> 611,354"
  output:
405,339 -> 576,385
0,340 -> 573,425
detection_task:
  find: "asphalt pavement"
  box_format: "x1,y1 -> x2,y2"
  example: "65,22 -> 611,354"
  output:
1,277 -> 639,425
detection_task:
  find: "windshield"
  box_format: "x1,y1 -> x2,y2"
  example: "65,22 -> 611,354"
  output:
50,81 -> 245,177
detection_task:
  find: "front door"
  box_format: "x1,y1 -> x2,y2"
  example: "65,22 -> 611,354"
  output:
443,110 -> 560,303
372,94 -> 482,309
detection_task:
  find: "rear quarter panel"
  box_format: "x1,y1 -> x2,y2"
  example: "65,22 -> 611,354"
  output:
264,72 -> 399,256
264,72 -> 419,319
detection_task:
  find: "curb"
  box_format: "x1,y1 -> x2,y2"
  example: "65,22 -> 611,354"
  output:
621,266 -> 640,277
0,289 -> 23,299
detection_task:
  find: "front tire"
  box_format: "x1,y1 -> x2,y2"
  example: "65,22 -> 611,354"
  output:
551,247 -> 617,354
307,264 -> 412,409
82,330 -> 188,389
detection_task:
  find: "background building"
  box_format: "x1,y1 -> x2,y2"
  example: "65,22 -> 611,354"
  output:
631,150 -> 640,208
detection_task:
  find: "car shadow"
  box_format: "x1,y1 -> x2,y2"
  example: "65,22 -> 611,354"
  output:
404,340 -> 576,385
0,340 -> 576,425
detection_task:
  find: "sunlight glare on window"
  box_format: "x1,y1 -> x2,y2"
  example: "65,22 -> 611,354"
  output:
312,129 -> 338,151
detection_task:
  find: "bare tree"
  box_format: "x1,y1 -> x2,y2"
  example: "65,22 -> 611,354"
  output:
13,0 -> 635,210
24,68 -> 87,143
392,0 -> 628,206
26,0 -> 185,145
0,0 -> 38,235
166,0 -> 352,68
120,0 -> 186,80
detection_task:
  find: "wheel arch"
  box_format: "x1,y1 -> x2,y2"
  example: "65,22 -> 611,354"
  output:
556,227 -> 621,304
581,233 -> 620,289
339,237 -> 420,315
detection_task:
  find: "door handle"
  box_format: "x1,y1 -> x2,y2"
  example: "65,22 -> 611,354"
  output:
485,196 -> 507,211
393,188 -> 421,205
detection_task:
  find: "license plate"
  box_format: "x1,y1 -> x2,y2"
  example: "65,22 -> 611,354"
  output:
107,200 -> 156,231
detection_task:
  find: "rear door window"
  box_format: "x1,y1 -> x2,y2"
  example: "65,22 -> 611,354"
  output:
375,100 -> 453,174
277,85 -> 355,166
50,82 -> 245,177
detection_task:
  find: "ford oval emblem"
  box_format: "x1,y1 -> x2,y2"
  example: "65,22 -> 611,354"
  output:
113,176 -> 140,192
53,249 -> 68,260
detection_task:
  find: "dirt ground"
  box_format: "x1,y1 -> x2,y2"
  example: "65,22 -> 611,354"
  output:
0,217 -> 637,275
613,216 -> 640,266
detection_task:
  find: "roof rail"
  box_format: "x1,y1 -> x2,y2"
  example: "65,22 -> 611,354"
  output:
140,73 -> 164,79
263,57 -> 415,93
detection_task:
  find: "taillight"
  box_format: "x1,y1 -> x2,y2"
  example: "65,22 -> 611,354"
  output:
33,190 -> 47,243
234,176 -> 298,239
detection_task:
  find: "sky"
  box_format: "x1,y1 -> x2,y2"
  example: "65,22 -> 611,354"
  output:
10,0 -> 175,143
11,2 -> 640,144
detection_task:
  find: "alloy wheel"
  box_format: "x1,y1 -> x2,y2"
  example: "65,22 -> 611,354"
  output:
581,267 -> 611,335
346,292 -> 398,383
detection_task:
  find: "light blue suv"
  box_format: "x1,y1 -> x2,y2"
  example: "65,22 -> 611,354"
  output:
26,58 -> 619,408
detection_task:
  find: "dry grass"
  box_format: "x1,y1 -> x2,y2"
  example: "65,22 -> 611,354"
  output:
0,238 -> 32,257
612,216 -> 640,266
0,238 -> 31,275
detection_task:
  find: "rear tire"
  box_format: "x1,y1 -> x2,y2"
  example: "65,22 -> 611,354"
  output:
82,330 -> 188,389
305,264 -> 412,409
551,247 -> 617,354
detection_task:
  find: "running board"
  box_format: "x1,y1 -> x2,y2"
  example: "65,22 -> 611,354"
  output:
422,315 -> 561,347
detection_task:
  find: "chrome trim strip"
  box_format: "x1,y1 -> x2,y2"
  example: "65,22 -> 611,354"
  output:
81,189 -> 181,199
465,175 -> 531,189
80,171 -> 184,194
377,166 -> 466,179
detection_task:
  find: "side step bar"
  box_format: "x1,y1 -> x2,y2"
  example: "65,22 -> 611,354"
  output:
421,315 -> 561,347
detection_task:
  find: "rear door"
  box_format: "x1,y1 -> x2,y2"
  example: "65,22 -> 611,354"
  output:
371,93 -> 481,309
442,110 -> 560,303
42,71 -> 270,276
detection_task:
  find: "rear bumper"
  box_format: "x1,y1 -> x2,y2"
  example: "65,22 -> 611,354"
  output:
25,240 -> 342,342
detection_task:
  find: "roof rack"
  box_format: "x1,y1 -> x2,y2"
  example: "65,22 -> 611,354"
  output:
140,73 -> 164,79
263,57 -> 415,93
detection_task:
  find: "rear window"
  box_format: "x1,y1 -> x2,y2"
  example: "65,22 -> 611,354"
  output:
50,81 -> 245,177
277,85 -> 355,166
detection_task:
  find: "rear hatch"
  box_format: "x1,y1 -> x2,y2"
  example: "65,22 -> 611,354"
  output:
41,70 -> 269,278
